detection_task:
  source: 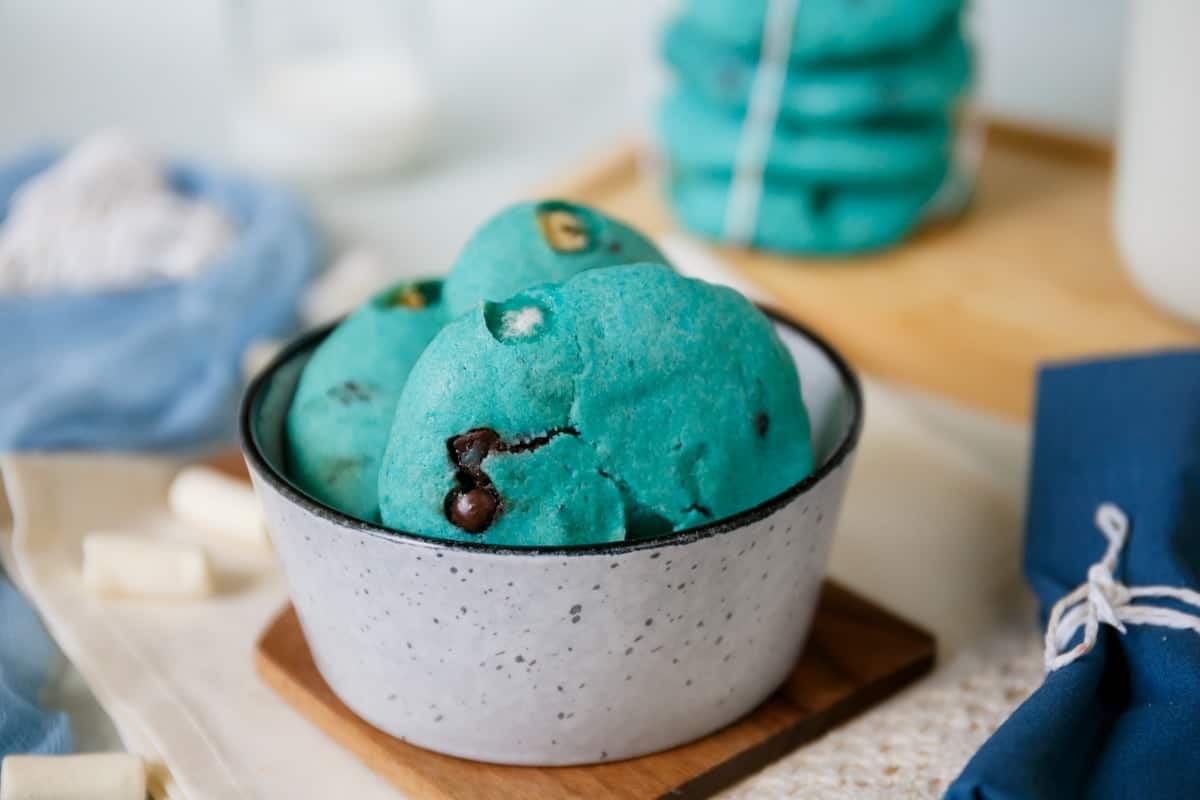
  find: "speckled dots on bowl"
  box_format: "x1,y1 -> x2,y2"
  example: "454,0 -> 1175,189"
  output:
240,311 -> 862,766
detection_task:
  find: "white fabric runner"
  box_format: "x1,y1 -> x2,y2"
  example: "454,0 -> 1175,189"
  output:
0,457 -> 395,799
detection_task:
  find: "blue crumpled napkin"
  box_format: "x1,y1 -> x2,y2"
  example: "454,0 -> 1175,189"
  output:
0,147 -> 320,451
1,571 -> 72,757
948,351 -> 1200,799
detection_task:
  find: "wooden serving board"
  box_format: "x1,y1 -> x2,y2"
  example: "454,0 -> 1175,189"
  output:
257,581 -> 934,800
541,124 -> 1200,420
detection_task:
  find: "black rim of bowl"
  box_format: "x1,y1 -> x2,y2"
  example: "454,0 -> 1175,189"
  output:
239,307 -> 864,557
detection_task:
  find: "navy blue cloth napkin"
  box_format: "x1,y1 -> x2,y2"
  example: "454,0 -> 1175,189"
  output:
948,351 -> 1200,799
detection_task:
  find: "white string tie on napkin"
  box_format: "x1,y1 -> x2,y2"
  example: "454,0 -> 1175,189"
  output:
723,0 -> 799,244
1044,502 -> 1200,672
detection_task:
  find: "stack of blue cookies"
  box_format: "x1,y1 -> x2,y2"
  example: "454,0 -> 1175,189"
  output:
658,0 -> 972,255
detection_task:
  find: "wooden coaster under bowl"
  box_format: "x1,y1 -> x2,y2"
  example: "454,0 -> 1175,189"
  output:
256,581 -> 934,800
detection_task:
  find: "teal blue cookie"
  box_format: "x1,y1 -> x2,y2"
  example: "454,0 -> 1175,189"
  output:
378,264 -> 813,548
682,0 -> 964,64
667,168 -> 947,254
663,18 -> 971,124
442,200 -> 670,318
660,89 -> 951,184
287,280 -> 445,522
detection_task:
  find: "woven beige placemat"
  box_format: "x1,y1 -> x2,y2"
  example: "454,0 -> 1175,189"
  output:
720,621 -> 1041,799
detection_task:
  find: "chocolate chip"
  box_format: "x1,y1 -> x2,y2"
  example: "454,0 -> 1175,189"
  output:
442,425 -> 580,533
444,428 -> 503,533
451,428 -> 502,469
446,488 -> 498,533
755,412 -> 769,437
330,381 -> 372,405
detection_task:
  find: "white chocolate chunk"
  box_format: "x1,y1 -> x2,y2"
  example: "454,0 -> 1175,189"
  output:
0,753 -> 145,800
168,465 -> 268,548
83,533 -> 213,601
501,306 -> 544,338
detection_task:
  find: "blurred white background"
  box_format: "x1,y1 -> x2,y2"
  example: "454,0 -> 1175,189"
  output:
0,0 -> 1128,267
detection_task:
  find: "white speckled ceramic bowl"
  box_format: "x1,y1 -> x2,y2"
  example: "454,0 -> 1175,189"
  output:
240,311 -> 862,766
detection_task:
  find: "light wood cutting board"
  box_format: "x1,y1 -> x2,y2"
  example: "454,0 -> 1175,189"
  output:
541,125 -> 1200,420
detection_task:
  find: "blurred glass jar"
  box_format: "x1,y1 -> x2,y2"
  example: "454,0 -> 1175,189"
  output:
1114,0 -> 1200,324
229,0 -> 434,181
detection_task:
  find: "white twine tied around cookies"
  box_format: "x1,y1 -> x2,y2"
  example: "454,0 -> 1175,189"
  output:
1044,502 -> 1200,672
723,0 -> 799,244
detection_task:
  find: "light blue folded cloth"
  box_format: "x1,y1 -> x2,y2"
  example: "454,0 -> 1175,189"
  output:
0,571 -> 71,757
0,147 -> 321,451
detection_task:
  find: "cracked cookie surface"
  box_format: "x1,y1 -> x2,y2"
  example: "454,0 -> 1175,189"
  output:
379,264 -> 813,547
